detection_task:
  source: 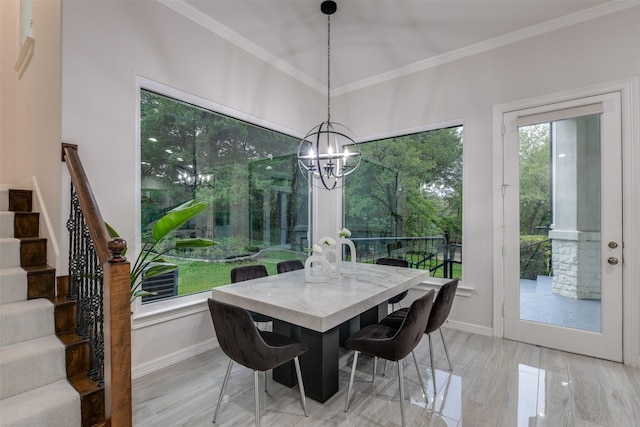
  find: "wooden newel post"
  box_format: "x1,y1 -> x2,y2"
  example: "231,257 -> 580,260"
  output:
104,237 -> 132,426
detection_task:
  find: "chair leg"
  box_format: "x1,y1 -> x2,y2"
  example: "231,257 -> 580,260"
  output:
372,356 -> 377,383
213,359 -> 233,423
411,350 -> 428,401
382,359 -> 388,376
293,357 -> 309,417
264,371 -> 268,392
439,328 -> 453,371
397,358 -> 406,427
344,351 -> 359,412
254,370 -> 260,427
428,333 -> 437,395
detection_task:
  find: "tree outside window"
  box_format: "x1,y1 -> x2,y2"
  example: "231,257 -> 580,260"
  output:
344,127 -> 463,278
140,90 -> 308,302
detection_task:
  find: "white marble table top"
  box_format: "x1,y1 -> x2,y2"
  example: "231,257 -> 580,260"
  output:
210,262 -> 429,333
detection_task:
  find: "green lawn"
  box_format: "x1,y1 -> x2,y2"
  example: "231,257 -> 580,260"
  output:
167,254 -> 462,296
166,253 -> 306,296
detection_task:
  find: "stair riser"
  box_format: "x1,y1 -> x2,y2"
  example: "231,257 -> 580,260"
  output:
81,386 -> 105,427
66,340 -> 90,378
55,301 -> 77,334
14,212 -> 39,238
8,190 -> 32,212
20,238 -> 47,267
27,268 -> 56,299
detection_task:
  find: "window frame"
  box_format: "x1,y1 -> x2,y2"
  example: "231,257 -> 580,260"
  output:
132,77 -> 306,324
341,119 -> 473,295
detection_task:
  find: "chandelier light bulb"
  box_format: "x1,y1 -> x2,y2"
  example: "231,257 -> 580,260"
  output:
296,0 -> 361,190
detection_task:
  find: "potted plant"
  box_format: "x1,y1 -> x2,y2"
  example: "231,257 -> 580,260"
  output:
107,199 -> 217,301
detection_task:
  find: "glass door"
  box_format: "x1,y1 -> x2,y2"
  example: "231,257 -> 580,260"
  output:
501,92 -> 622,361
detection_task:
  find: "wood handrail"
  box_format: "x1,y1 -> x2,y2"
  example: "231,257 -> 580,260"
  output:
62,143 -> 132,426
62,143 -> 111,264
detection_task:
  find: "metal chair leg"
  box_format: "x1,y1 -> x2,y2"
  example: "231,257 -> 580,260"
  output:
429,333 -> 437,395
254,370 -> 260,427
398,358 -> 406,427
213,359 -> 233,423
264,371 -> 268,392
411,350 -> 428,401
439,328 -> 453,371
344,351 -> 359,412
293,357 -> 309,417
372,356 -> 377,383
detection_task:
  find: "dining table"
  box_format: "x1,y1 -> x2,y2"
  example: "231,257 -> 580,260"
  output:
210,261 -> 429,403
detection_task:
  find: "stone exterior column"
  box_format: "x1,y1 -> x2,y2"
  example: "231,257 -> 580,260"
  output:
550,115 -> 601,300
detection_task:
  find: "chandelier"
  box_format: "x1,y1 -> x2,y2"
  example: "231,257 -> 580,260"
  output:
175,166 -> 215,189
297,0 -> 361,190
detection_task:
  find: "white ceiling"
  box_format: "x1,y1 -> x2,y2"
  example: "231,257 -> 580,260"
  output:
161,0 -> 636,94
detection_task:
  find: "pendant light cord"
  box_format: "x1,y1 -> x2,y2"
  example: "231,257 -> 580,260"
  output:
327,13 -> 331,123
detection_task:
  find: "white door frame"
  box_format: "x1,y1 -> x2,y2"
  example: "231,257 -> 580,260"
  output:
491,78 -> 639,366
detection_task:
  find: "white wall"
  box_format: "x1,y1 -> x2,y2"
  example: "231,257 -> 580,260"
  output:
58,0 -> 640,373
60,0 -> 325,373
1,0 -> 62,269
335,7 -> 640,333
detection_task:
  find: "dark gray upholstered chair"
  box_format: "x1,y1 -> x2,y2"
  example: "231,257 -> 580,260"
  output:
344,290 -> 435,427
375,257 -> 410,310
276,259 -> 304,274
380,278 -> 459,394
230,265 -> 271,324
208,298 -> 308,426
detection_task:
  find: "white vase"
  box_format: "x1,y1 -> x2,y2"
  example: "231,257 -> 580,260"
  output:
338,238 -> 357,274
321,247 -> 342,278
304,254 -> 331,282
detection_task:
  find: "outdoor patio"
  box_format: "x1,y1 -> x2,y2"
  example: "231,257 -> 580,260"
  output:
520,275 -> 601,332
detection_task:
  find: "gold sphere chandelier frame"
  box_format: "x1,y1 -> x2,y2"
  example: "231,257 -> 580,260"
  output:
297,0 -> 361,190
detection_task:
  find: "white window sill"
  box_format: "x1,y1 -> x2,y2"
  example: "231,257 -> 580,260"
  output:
131,290 -> 210,329
416,278 -> 474,297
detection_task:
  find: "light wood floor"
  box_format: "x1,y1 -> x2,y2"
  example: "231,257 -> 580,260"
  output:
132,329 -> 640,426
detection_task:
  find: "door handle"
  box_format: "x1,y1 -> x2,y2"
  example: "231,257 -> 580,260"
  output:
607,257 -> 619,265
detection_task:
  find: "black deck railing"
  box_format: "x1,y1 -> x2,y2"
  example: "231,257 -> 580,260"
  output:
347,236 -> 462,278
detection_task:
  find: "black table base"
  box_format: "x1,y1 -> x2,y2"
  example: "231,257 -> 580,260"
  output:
272,302 -> 388,403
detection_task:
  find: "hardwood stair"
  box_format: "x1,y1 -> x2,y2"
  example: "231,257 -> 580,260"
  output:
0,189 -> 104,426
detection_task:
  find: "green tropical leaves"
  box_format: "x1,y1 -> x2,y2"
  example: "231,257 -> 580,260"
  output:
107,199 -> 217,301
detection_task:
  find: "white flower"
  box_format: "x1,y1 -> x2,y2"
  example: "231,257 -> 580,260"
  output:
312,244 -> 323,254
338,227 -> 352,238
319,236 -> 336,247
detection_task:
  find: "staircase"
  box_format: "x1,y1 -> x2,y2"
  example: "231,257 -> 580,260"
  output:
0,188 -> 104,426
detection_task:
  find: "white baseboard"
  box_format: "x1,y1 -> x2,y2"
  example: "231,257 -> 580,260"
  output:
132,320 -> 494,379
132,338 -> 219,380
444,319 -> 493,337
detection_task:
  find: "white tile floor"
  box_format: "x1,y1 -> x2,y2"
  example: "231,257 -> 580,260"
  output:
132,329 -> 640,426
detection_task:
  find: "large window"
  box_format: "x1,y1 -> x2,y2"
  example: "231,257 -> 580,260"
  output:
344,126 -> 463,279
140,89 -> 308,303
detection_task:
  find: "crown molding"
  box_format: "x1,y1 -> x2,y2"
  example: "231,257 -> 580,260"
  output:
157,0 -> 325,93
159,0 -> 640,96
333,0 -> 640,95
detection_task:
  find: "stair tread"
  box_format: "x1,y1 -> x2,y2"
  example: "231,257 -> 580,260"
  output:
57,330 -> 87,346
0,299 -> 54,346
0,335 -> 66,400
69,373 -> 103,395
0,379 -> 82,426
22,264 -> 55,273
